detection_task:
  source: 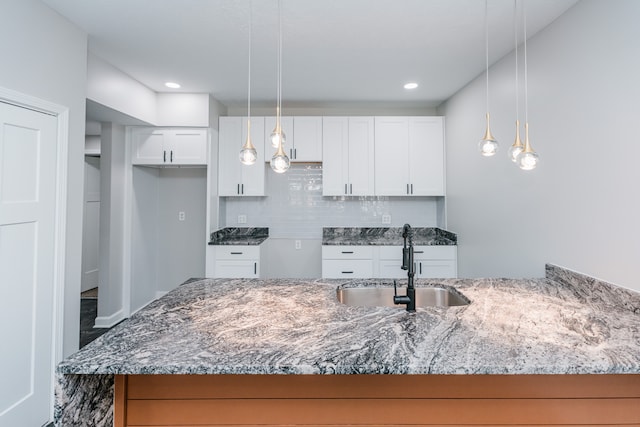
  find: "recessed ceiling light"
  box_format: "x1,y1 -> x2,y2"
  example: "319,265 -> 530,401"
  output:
165,82 -> 181,89
404,82 -> 418,90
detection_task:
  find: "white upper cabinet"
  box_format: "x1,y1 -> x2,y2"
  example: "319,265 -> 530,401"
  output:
374,116 -> 444,196
408,117 -> 445,196
131,128 -> 208,165
218,116 -> 266,196
292,116 -> 322,161
264,116 -> 322,162
323,117 -> 374,196
264,116 -> 294,162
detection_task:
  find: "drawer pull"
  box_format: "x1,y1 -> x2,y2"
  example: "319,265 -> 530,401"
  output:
230,252 -> 243,255
414,250 -> 424,254
341,271 -> 354,274
341,251 -> 354,254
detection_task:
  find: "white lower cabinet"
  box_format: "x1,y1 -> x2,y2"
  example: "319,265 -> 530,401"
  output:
322,245 -> 457,279
321,246 -> 374,279
210,245 -> 261,278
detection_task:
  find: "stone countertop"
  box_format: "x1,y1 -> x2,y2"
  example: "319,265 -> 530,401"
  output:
57,265 -> 640,376
208,227 -> 268,245
322,227 -> 457,246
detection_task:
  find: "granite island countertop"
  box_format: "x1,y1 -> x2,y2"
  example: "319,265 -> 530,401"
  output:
322,227 -> 457,246
58,265 -> 640,376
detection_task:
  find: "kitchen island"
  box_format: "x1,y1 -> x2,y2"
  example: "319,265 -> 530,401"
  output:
55,265 -> 640,426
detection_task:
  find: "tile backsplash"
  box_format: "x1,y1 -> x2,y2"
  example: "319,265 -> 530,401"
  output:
221,164 -> 442,238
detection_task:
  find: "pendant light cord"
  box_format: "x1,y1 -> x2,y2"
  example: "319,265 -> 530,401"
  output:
247,0 -> 252,121
278,0 -> 283,121
523,0 -> 528,124
514,0 -> 519,120
485,0 -> 489,113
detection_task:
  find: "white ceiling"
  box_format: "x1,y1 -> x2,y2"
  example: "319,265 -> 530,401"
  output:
42,0 -> 578,109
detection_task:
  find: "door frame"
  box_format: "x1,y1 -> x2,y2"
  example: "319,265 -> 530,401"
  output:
0,86 -> 69,422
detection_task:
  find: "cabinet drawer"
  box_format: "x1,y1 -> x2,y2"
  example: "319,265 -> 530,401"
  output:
322,260 -> 373,279
322,246 -> 374,259
214,245 -> 260,260
413,246 -> 457,260
214,260 -> 259,278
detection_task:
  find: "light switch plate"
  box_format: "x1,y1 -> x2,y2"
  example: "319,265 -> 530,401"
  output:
381,214 -> 391,224
295,240 -> 301,250
178,211 -> 186,221
238,214 -> 247,224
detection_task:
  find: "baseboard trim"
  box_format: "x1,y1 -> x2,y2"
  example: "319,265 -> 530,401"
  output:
94,309 -> 126,329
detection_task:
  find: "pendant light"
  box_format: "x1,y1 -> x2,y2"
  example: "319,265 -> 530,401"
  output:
270,0 -> 290,173
508,0 -> 524,163
478,0 -> 498,157
239,0 -> 257,165
516,1 -> 539,171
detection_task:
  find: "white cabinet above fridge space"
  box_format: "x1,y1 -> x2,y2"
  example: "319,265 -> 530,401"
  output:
218,116 -> 266,196
131,127 -> 208,165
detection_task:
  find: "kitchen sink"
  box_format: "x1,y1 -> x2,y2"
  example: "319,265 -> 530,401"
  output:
336,284 -> 470,308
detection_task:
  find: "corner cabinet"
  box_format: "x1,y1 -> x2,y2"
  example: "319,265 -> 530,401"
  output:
374,117 -> 445,196
131,128 -> 208,165
218,116 -> 265,196
322,117 -> 374,196
209,245 -> 261,278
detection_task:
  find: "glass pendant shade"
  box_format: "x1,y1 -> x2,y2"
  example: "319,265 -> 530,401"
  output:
508,120 -> 524,162
478,112 -> 499,156
239,123 -> 257,165
270,106 -> 286,148
516,122 -> 539,170
270,141 -> 290,173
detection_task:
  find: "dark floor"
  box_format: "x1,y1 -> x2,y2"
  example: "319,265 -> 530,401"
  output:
80,297 -> 112,348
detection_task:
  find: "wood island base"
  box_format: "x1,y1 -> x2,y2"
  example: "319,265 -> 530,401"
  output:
114,374 -> 640,426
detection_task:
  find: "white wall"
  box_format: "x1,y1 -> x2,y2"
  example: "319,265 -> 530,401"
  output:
87,53 -> 157,125
0,0 -> 87,357
96,123 -> 127,327
227,106 -> 438,116
440,0 -> 640,291
156,93 -> 210,127
131,167 -> 207,311
157,168 -> 207,293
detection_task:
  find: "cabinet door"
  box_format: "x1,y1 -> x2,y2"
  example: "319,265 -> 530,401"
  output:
132,128 -> 167,165
408,117 -> 445,196
374,117 -> 409,196
292,116 -> 322,161
240,117 -> 265,196
348,117 -> 375,196
169,129 -> 208,165
322,117 -> 349,196
218,117 -> 243,196
264,116 -> 294,161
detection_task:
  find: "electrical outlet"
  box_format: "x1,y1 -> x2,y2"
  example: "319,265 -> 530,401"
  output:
382,214 -> 391,224
295,240 -> 301,250
238,214 -> 247,224
178,211 -> 185,221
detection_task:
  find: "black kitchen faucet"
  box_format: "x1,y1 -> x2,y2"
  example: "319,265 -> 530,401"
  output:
393,223 -> 416,312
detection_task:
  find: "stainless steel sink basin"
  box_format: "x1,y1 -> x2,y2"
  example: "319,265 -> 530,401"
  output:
336,285 -> 470,308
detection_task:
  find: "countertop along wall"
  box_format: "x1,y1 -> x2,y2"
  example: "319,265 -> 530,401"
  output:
440,0 -> 640,291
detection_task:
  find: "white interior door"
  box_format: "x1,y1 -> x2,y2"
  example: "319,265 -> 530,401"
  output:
0,101 -> 58,426
81,156 -> 100,292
